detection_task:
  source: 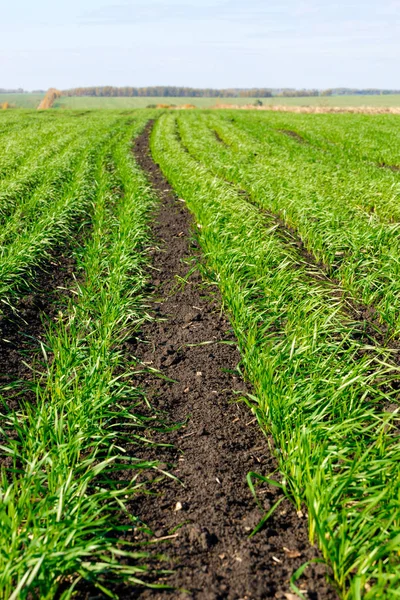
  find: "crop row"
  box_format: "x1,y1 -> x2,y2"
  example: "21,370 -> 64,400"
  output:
0,113 -> 161,597
234,111 -> 400,166
174,111 -> 400,342
228,111 -> 400,211
152,112 -> 400,598
0,113 -> 135,306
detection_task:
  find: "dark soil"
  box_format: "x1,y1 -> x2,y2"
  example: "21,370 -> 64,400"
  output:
100,123 -> 337,600
175,120 -> 189,153
277,130 -> 306,144
0,247 -> 79,413
378,162 -> 400,172
213,130 -> 227,146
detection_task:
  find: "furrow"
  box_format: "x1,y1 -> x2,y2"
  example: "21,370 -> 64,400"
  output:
106,121 -> 337,600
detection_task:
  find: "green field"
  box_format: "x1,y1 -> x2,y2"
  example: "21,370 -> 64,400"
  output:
0,108 -> 399,598
55,94 -> 400,109
0,93 -> 45,108
3,93 -> 400,110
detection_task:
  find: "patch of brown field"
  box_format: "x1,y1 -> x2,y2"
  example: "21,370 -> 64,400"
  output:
211,103 -> 400,115
156,103 -> 197,110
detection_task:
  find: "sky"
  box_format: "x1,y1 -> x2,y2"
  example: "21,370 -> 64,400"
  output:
1,0 -> 399,90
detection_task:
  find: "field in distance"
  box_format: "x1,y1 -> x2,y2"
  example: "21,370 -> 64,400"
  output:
3,93 -> 400,109
0,93 -> 45,108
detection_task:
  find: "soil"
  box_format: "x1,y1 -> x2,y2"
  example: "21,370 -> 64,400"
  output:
277,130 -> 306,144
378,162 -> 400,172
100,123 -> 337,600
0,246 -> 79,413
213,130 -> 227,145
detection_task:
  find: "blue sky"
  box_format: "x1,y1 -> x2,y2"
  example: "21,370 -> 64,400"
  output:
1,0 -> 399,90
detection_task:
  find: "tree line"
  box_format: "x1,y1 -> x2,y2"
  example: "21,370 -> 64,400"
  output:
61,86 -> 400,98
62,87 -> 275,97
322,88 -> 400,96
3,86 -> 400,98
0,88 -> 26,94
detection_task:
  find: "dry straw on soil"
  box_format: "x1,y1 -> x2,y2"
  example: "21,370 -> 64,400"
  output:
211,103 -> 400,115
156,103 -> 196,110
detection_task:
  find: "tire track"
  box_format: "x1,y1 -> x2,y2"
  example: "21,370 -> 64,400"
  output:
108,123 -> 337,600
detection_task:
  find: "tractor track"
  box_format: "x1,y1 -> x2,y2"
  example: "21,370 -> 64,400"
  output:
99,122 -> 337,600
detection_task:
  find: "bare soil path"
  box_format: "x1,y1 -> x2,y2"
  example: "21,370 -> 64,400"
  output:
112,123 -> 337,600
